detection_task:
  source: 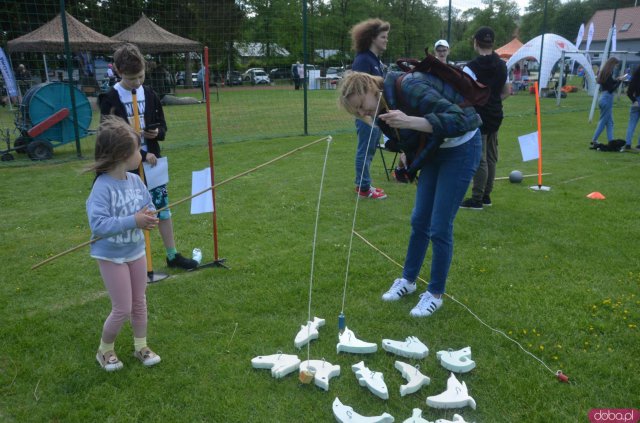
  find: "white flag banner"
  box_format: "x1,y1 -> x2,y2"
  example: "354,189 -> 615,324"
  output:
0,48 -> 19,97
190,167 -> 214,214
612,25 -> 617,53
518,132 -> 540,162
586,22 -> 595,52
576,23 -> 585,49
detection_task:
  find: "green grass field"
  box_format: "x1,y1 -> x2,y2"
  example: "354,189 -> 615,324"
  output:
0,85 -> 638,422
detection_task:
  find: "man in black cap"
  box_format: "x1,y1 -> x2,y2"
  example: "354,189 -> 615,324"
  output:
460,26 -> 510,210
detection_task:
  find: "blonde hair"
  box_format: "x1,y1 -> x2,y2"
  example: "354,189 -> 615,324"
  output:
86,116 -> 140,177
113,42 -> 145,75
337,71 -> 384,116
350,19 -> 390,53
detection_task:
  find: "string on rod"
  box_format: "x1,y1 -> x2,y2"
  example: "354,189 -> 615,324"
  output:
339,92 -> 384,330
305,136 -> 332,363
352,230 -> 561,379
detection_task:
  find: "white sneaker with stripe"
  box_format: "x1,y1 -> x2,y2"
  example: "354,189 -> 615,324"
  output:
410,292 -> 443,317
382,278 -> 417,301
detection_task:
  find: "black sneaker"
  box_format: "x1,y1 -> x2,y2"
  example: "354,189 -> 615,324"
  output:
482,195 -> 492,206
460,198 -> 483,210
167,253 -> 198,269
625,144 -> 631,150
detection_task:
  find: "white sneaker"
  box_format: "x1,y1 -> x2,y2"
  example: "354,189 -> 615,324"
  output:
410,292 -> 443,317
134,347 -> 161,367
96,350 -> 123,372
382,278 -> 417,301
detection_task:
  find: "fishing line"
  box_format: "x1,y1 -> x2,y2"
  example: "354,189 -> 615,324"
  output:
304,136 -> 332,363
352,230 -> 571,383
339,91 -> 385,330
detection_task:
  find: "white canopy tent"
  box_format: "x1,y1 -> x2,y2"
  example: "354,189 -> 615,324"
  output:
506,33 -> 597,96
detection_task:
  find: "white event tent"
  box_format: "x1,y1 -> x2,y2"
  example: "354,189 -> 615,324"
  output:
506,33 -> 597,96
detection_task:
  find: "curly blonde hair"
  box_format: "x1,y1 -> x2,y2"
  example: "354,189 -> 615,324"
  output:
337,71 -> 384,116
350,19 -> 390,53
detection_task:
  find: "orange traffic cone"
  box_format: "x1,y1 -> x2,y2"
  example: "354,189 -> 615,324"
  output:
586,192 -> 606,200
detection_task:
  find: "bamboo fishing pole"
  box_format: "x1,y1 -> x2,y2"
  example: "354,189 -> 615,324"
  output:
31,135 -> 331,270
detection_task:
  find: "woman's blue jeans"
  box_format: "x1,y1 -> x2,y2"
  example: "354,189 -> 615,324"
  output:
355,119 -> 381,191
592,91 -> 614,142
402,131 -> 482,294
625,104 -> 640,146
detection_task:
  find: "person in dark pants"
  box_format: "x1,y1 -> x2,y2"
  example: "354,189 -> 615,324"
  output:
350,18 -> 390,200
460,27 -> 510,210
591,57 -> 625,147
338,71 -> 482,317
624,66 -> 640,149
292,62 -> 301,90
98,43 -> 198,271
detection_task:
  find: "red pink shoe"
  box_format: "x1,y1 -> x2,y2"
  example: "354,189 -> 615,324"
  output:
358,187 -> 387,199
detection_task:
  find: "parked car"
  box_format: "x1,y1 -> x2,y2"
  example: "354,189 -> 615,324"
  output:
251,70 -> 270,85
326,67 -> 345,78
242,68 -> 265,82
225,71 -> 243,86
210,71 -> 223,85
269,68 -> 291,80
175,71 -> 198,86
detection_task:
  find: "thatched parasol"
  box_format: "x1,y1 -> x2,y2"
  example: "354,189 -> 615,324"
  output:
7,11 -> 118,53
111,14 -> 201,53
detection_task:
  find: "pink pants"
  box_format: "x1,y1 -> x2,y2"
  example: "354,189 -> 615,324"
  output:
97,256 -> 148,343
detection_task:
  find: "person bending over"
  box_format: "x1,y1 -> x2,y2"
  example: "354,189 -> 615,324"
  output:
338,70 -> 481,317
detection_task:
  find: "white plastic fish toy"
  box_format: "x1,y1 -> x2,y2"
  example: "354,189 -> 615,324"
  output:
294,316 -> 325,349
332,397 -> 394,423
382,336 -> 429,359
352,360 -> 389,400
337,327 -> 377,354
426,373 -> 476,410
251,352 -> 300,379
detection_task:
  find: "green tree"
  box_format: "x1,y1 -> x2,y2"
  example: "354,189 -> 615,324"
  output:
519,0 -> 561,41
450,0 -> 519,61
386,0 -> 441,58
551,0 -> 593,42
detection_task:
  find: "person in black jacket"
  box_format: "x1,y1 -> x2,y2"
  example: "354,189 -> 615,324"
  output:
98,43 -> 197,271
624,66 -> 640,149
591,57 -> 626,148
460,27 -> 510,210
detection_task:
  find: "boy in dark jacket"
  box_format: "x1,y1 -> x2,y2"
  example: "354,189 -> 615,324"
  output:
460,27 -> 510,210
98,42 -> 197,270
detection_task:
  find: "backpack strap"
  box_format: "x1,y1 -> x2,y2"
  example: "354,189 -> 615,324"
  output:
396,52 -> 490,107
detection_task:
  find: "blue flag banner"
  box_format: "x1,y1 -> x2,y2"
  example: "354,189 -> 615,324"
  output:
0,48 -> 19,97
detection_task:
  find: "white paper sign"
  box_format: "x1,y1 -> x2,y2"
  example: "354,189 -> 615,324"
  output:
190,167 -> 214,214
518,132 -> 540,162
142,157 -> 169,190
